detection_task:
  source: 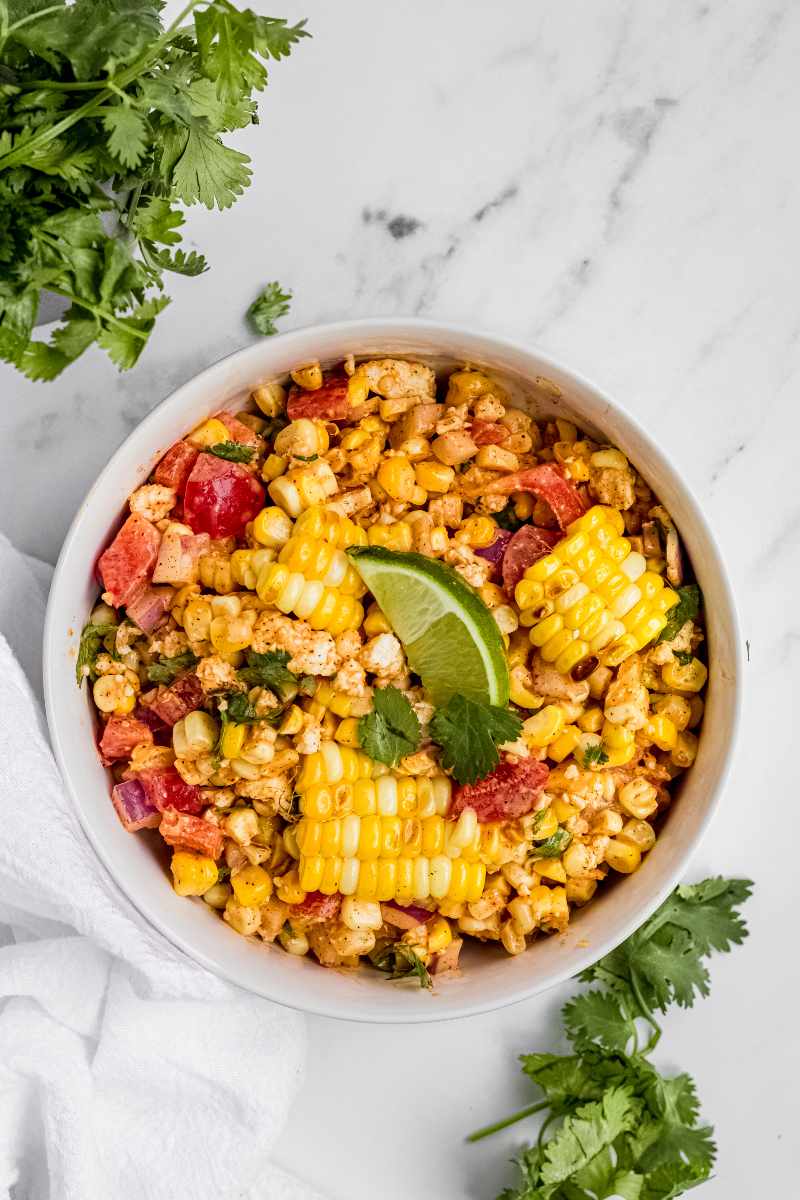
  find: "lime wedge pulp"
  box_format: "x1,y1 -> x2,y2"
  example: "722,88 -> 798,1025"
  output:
347,547 -> 509,707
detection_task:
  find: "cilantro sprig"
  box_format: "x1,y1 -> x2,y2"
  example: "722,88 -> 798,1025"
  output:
146,649 -> 198,685
468,877 -> 753,1200
75,619 -> 118,685
247,280 -> 292,335
429,695 -> 522,785
368,941 -> 432,990
658,584 -> 702,643
358,685 -> 421,767
208,441 -> 255,463
0,2 -> 306,379
237,649 -> 315,702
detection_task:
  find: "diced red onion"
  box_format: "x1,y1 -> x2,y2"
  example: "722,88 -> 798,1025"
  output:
111,779 -> 160,832
126,584 -> 173,633
383,901 -> 433,925
475,529 -> 514,570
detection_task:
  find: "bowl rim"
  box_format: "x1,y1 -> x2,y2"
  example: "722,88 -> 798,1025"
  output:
43,316 -> 742,1022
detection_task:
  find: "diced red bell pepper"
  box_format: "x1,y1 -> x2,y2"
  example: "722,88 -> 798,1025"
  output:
98,514 -> 162,607
152,527 -> 210,586
159,808 -> 224,858
146,673 -> 204,727
470,420 -> 509,446
501,525 -> 562,595
214,410 -> 261,448
153,440 -> 199,495
481,464 -> 586,530
287,373 -> 350,422
136,767 -> 203,814
183,453 -> 265,539
450,758 -> 550,822
99,715 -> 153,765
290,891 -> 341,922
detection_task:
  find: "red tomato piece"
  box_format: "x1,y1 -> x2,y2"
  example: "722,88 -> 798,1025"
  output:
136,768 -> 202,814
146,673 -> 204,727
470,420 -> 508,446
214,410 -> 261,448
153,440 -> 199,495
481,463 -> 586,530
159,808 -> 224,859
183,453 -> 265,538
287,373 -> 350,421
99,715 -> 153,765
98,514 -> 162,607
450,758 -> 550,823
501,525 -> 562,595
290,892 -> 341,922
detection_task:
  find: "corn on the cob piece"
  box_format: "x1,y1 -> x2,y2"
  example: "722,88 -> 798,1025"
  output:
230,547 -> 276,590
294,743 -> 486,903
256,561 -> 364,634
515,505 -> 679,673
278,534 -> 366,596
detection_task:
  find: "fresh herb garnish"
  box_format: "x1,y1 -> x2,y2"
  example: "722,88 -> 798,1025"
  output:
146,650 -> 199,685
673,649 -> 695,666
220,691 -> 267,725
0,3 -> 306,380
216,865 -> 231,882
247,280 -> 292,336
494,503 -> 526,533
658,584 -> 701,643
237,649 -> 314,701
468,877 -> 753,1200
358,685 -> 421,767
580,742 -> 609,768
75,621 -> 117,685
369,941 -> 432,990
533,829 -> 572,859
293,453 -> 319,462
429,695 -> 522,785
207,441 -> 255,463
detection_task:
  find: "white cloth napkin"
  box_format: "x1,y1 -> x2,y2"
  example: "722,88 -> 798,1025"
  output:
0,535 -> 325,1200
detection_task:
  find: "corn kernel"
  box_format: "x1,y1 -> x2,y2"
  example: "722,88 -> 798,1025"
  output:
377,455 -> 416,502
522,705 -> 564,748
618,819 -> 656,852
171,852 -> 219,897
547,725 -> 581,762
231,864 -> 273,906
415,460 -> 455,493
261,453 -> 288,483
645,713 -> 678,751
534,857 -> 567,883
662,657 -> 708,693
274,868 -> 306,905
604,838 -> 641,873
291,362 -> 323,390
427,916 -> 453,954
618,778 -> 658,820
363,602 -> 392,636
252,381 -> 286,417
188,417 -> 230,448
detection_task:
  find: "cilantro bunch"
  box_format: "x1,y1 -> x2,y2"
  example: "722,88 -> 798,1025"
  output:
0,1 -> 307,379
469,877 -> 753,1200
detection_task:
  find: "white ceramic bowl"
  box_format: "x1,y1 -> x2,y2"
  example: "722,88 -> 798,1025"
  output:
43,319 -> 740,1022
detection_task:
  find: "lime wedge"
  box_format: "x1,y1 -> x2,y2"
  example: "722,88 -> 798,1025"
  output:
347,547 -> 509,706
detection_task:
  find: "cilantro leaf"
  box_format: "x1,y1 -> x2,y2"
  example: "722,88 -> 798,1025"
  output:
248,281 -> 292,336
208,440 -> 255,463
658,585 -> 701,643
219,691 -> 263,725
146,650 -> 199,686
533,828 -> 572,859
358,685 -> 421,767
494,503 -> 525,533
539,1088 -> 639,1186
672,649 -> 694,666
75,620 -> 118,686
103,105 -> 149,169
580,742 -> 609,767
429,695 -> 522,784
562,990 -> 636,1055
368,941 -> 432,989
237,649 -> 313,701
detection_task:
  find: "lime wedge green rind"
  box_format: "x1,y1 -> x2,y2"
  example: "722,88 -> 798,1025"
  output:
347,547 -> 510,707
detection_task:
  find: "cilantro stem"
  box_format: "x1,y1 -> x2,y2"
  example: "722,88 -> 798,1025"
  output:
466,1100 -> 549,1142
629,971 -> 661,1053
16,79 -> 110,92
5,5 -> 66,36
48,287 -> 149,342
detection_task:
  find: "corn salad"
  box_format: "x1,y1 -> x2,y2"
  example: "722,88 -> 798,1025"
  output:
83,358 -> 706,984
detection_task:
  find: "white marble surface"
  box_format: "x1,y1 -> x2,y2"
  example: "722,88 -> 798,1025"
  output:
2,1 -> 798,1196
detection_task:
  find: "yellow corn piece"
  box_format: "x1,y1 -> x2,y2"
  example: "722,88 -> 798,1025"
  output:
256,561 -> 364,634
230,547 -> 275,590
516,505 -> 679,671
367,522 -> 413,552
295,505 -> 367,549
171,852 -> 219,897
295,752 -> 482,903
279,534 -> 366,596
